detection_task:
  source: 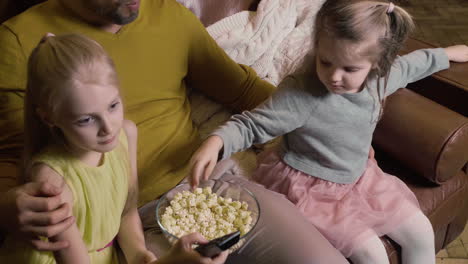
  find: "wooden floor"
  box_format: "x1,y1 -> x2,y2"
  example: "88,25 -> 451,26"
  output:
399,0 -> 468,47
396,0 -> 468,263
436,223 -> 468,263
437,222 -> 468,264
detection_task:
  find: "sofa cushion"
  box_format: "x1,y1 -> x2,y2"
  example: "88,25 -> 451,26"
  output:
374,89 -> 468,184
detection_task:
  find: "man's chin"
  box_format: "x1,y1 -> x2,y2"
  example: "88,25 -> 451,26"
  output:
110,5 -> 139,25
112,11 -> 139,25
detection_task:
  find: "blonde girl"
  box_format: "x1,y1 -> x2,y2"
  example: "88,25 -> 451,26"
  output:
189,0 -> 468,263
0,33 -> 155,263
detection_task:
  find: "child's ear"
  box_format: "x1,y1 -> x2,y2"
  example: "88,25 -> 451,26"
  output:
35,108 -> 54,127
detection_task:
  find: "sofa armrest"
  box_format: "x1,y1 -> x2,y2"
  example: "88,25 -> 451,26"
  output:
373,88 -> 468,184
401,38 -> 468,116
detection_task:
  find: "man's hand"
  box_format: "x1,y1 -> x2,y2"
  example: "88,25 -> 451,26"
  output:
189,136 -> 224,188
0,181 -> 74,251
154,233 -> 228,264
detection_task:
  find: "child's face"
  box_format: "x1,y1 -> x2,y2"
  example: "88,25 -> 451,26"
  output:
53,82 -> 124,155
315,34 -> 374,94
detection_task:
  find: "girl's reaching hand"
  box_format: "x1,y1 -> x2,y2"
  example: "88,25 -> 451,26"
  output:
445,45 -> 468,63
189,136 -> 224,188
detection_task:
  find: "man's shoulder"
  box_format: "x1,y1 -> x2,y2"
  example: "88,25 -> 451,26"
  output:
1,1 -> 58,52
2,1 -> 52,31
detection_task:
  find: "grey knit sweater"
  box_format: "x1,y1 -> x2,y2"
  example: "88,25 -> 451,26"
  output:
213,48 -> 449,184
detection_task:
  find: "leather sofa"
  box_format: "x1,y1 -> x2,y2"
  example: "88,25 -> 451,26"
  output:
1,2 -> 467,264
373,38 -> 468,263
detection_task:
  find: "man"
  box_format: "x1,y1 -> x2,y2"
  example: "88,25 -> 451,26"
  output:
0,0 -> 347,263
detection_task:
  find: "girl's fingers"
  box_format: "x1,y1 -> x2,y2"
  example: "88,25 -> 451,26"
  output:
191,160 -> 204,188
189,151 -> 203,188
203,159 -> 216,181
189,167 -> 197,188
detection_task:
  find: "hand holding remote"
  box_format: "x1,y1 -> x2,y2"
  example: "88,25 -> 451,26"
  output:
153,233 -> 228,264
195,231 -> 241,258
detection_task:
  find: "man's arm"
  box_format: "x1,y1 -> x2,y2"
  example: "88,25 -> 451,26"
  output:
183,7 -> 274,112
0,162 -> 74,251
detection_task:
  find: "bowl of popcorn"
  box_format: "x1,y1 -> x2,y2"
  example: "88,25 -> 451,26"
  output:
155,179 -> 260,253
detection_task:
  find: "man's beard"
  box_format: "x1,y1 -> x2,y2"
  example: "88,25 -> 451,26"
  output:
85,0 -> 139,25
108,4 -> 139,25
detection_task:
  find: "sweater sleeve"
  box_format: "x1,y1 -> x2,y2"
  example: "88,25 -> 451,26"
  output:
0,24 -> 28,164
212,76 -> 312,159
384,48 -> 450,96
184,5 -> 275,112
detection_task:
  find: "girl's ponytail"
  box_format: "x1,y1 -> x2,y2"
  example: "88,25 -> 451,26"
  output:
377,2 -> 414,76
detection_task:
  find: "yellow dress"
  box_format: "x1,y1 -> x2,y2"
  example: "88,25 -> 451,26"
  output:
0,132 -> 129,263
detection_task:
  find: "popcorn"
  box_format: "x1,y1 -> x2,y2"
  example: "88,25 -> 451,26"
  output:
232,201 -> 242,210
161,187 -> 254,240
203,187 -> 212,195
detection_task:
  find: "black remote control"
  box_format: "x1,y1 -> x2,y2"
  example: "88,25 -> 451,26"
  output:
195,231 -> 241,258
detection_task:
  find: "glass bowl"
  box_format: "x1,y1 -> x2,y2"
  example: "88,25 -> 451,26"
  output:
155,179 -> 260,253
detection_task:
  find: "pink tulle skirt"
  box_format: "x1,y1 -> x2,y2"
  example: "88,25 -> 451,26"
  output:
253,150 -> 420,257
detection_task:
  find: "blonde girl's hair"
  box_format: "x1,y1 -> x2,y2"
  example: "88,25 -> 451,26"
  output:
315,0 -> 414,119
22,33 -> 119,182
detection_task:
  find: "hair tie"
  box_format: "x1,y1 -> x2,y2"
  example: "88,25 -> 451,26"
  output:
39,32 -> 56,44
386,2 -> 395,14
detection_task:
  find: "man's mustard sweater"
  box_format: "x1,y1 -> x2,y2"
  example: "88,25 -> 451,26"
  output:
0,0 -> 274,205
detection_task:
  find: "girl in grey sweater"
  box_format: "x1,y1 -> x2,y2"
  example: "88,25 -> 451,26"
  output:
189,1 -> 468,263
